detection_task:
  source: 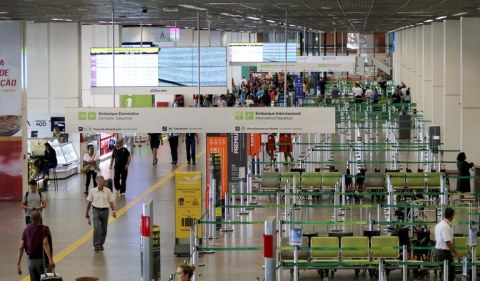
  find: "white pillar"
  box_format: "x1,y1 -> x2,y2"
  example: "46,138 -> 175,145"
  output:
431,22 -> 444,126
443,20 -> 461,170
409,28 -> 417,97
393,31 -> 402,83
415,27 -> 424,110
422,25 -> 433,122
460,17 -> 480,161
404,28 -> 412,86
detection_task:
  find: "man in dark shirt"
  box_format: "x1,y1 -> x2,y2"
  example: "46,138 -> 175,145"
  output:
17,211 -> 55,281
109,139 -> 131,196
182,133 -> 199,165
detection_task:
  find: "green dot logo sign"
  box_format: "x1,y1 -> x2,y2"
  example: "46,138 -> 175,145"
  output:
87,112 -> 97,120
78,112 -> 87,120
235,112 -> 244,120
245,112 -> 254,120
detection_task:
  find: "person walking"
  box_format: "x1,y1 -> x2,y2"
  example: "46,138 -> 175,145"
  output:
21,179 -> 46,225
182,133 -> 199,165
83,144 -> 99,195
456,152 -> 474,200
435,207 -> 461,281
110,139 -> 131,196
148,133 -> 163,165
85,175 -> 117,252
168,133 -> 179,165
17,211 -> 55,281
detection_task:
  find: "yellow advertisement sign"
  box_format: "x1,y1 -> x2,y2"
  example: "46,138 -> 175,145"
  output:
175,172 -> 202,239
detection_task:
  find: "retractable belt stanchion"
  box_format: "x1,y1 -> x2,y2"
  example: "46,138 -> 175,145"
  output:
209,179 -> 216,241
141,200 -> 153,281
402,245 -> 407,281
238,181 -> 249,215
263,216 -> 277,281
284,181 -> 291,236
443,259 -> 449,281
192,223 -> 199,281
220,191 -> 233,232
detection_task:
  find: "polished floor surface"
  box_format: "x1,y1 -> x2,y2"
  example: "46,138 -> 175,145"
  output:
3,136 -> 462,281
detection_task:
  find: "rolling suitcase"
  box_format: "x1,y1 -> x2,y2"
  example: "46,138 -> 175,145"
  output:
41,269 -> 63,281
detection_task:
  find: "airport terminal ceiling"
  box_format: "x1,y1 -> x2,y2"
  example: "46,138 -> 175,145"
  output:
1,0 -> 480,32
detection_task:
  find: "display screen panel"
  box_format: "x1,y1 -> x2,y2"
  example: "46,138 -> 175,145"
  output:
229,43 -> 263,63
263,43 -> 297,62
158,47 -> 227,87
229,43 -> 297,63
90,47 -> 159,87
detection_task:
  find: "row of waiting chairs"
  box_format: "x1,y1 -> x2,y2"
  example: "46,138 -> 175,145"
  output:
281,235 -> 470,272
281,236 -> 399,267
385,172 -> 444,192
257,171 -> 342,193
257,171 -> 444,195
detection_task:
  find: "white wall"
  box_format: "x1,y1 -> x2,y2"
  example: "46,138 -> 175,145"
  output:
26,22 -> 82,157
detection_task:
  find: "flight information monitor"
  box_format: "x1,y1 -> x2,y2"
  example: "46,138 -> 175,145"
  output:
90,47 -> 159,87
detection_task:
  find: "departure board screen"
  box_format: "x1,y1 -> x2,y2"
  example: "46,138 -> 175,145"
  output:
90,47 -> 159,87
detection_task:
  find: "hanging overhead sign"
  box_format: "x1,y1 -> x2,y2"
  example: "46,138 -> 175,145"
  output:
65,107 -> 335,134
257,56 -> 356,73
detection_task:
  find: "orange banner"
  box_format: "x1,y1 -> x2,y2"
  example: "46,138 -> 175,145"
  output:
206,135 -> 228,208
248,133 -> 262,157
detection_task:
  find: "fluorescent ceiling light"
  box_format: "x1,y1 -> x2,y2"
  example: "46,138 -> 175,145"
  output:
246,16 -> 260,20
416,22 -> 423,25
0,11 -> 8,14
289,24 -> 296,27
178,4 -> 207,11
220,12 -> 233,16
424,19 -> 433,23
52,18 -> 64,21
163,7 -> 179,12
64,19 -> 73,22
435,16 -> 447,20
0,17 -> 11,20
452,12 -> 468,16
266,19 -> 275,23
321,7 -> 332,10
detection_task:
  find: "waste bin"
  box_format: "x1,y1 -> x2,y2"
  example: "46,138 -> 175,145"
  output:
75,277 -> 99,281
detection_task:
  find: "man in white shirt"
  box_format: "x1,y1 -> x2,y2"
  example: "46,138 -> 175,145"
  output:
435,207 -> 461,281
85,176 -> 117,252
353,83 -> 364,104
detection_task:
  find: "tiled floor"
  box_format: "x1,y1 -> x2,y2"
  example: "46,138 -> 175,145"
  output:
2,135 -> 465,281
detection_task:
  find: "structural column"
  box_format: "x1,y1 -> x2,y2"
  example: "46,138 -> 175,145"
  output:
431,22 -> 444,126
409,28 -> 417,97
393,31 -> 402,83
415,26 -> 424,110
422,25 -> 433,122
460,17 -> 480,161
403,28 -> 412,86
442,20 -> 461,169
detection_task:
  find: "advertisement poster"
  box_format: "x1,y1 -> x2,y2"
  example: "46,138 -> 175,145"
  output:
0,22 -> 23,200
206,134 -> 228,208
174,172 -> 202,239
228,133 -> 247,183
